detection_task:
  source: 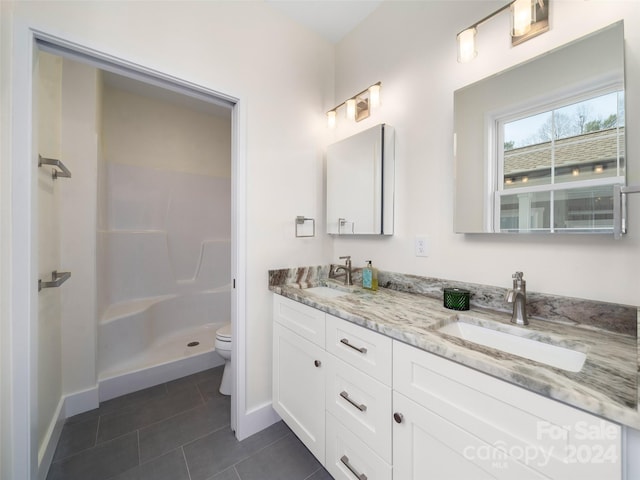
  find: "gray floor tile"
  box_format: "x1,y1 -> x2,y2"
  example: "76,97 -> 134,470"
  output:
99,384 -> 168,416
208,466 -> 241,480
166,366 -> 223,393
139,396 -> 231,462
183,427 -> 250,480
46,432 -> 139,480
183,422 -> 293,480
110,448 -> 190,480
97,384 -> 203,443
52,416 -> 99,462
235,421 -> 291,455
234,433 -> 322,480
305,467 -> 334,480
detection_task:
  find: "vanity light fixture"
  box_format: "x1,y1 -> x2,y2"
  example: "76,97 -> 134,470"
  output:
457,0 -> 550,63
326,82 -> 382,128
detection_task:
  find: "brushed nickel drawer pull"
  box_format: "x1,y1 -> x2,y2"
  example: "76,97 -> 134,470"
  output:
340,338 -> 367,354
340,455 -> 367,480
340,391 -> 367,412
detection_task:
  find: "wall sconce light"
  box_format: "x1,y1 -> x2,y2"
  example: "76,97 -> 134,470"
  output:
457,0 -> 550,63
327,82 -> 382,128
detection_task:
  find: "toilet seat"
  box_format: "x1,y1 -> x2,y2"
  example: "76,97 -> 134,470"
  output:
216,323 -> 232,342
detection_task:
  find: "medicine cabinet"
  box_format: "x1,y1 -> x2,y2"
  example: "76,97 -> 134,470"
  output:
326,124 -> 395,235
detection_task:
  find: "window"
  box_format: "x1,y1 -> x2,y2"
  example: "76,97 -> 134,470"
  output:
495,89 -> 625,233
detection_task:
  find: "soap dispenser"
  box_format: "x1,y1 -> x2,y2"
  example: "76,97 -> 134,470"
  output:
362,260 -> 378,291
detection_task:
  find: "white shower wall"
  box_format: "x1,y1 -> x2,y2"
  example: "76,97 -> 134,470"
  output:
99,84 -> 232,316
104,164 -> 231,304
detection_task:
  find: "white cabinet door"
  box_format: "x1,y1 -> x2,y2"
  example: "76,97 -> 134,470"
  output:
393,391 -> 547,480
273,323 -> 326,463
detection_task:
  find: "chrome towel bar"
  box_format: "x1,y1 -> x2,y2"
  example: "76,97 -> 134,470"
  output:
38,155 -> 71,180
39,271 -> 71,292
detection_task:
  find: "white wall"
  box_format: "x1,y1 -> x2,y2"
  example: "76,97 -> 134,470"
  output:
332,1 -> 640,307
59,58 -> 100,397
2,0 -> 334,438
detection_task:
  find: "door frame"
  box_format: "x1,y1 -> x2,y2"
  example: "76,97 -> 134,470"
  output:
3,23 -> 247,478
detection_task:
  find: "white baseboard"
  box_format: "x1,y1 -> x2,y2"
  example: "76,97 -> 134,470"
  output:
65,385 -> 100,418
235,401 -> 281,441
98,351 -> 223,401
37,397 -> 65,480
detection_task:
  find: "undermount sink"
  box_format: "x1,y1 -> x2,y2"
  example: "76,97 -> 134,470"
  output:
438,318 -> 587,372
305,286 -> 350,299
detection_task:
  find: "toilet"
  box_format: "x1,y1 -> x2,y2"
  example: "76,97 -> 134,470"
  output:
215,323 -> 232,395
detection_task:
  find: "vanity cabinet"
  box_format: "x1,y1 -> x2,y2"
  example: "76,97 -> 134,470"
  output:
273,294 -> 622,480
273,294 -> 392,479
393,341 -> 621,480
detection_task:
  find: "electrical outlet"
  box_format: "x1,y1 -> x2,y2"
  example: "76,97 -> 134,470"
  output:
415,236 -> 429,257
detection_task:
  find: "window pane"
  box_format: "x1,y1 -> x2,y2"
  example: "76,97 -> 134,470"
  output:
554,131 -> 622,183
553,92 -> 620,140
554,186 -> 614,232
504,111 -> 551,149
503,145 -> 552,189
499,192 -> 551,232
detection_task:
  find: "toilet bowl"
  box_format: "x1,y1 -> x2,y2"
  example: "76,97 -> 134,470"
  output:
215,323 -> 232,395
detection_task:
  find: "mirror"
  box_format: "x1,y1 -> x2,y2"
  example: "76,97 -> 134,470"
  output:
454,22 -> 625,234
326,124 -> 395,235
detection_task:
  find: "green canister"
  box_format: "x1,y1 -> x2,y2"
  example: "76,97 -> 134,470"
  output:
443,287 -> 470,311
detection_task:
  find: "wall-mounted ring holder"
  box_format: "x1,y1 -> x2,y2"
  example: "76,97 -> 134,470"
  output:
295,216 -> 315,238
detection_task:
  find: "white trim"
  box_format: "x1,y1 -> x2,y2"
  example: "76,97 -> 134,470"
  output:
236,401 -> 281,441
37,396 -> 65,480
6,19 -> 39,480
6,25 -> 250,477
64,386 -> 99,418
98,352 -> 223,402
231,97 -> 246,437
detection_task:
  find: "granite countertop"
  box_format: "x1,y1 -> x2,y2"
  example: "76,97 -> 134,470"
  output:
270,276 -> 640,429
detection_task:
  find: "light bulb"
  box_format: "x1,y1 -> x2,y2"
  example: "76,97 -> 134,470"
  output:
327,110 -> 336,129
369,84 -> 381,108
512,0 -> 532,37
457,28 -> 477,63
346,99 -> 356,121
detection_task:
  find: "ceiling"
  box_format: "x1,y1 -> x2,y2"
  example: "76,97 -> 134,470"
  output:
265,0 -> 384,43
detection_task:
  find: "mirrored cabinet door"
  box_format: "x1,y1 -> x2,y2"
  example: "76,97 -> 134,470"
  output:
326,124 -> 395,235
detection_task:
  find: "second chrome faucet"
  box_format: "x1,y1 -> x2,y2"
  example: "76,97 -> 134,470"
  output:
330,255 -> 353,286
506,271 -> 528,325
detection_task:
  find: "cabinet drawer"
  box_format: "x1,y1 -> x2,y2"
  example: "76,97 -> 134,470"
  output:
393,341 -> 621,480
326,413 -> 391,480
326,355 -> 392,463
326,314 -> 392,385
273,294 -> 325,347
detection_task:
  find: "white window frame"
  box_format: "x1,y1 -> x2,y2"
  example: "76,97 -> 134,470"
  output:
488,79 -> 625,233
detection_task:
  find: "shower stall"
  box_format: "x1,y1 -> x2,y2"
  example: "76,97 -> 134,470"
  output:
96,74 -> 232,400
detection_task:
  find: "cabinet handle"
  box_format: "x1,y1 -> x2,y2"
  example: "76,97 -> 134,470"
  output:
339,391 -> 367,412
314,360 -> 322,367
340,455 -> 367,480
394,412 -> 404,424
340,338 -> 367,354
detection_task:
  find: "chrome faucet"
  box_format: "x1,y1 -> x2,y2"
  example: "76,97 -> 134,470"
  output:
330,255 -> 353,286
505,271 -> 529,326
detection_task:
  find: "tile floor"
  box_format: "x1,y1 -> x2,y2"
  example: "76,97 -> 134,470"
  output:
46,366 -> 333,480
